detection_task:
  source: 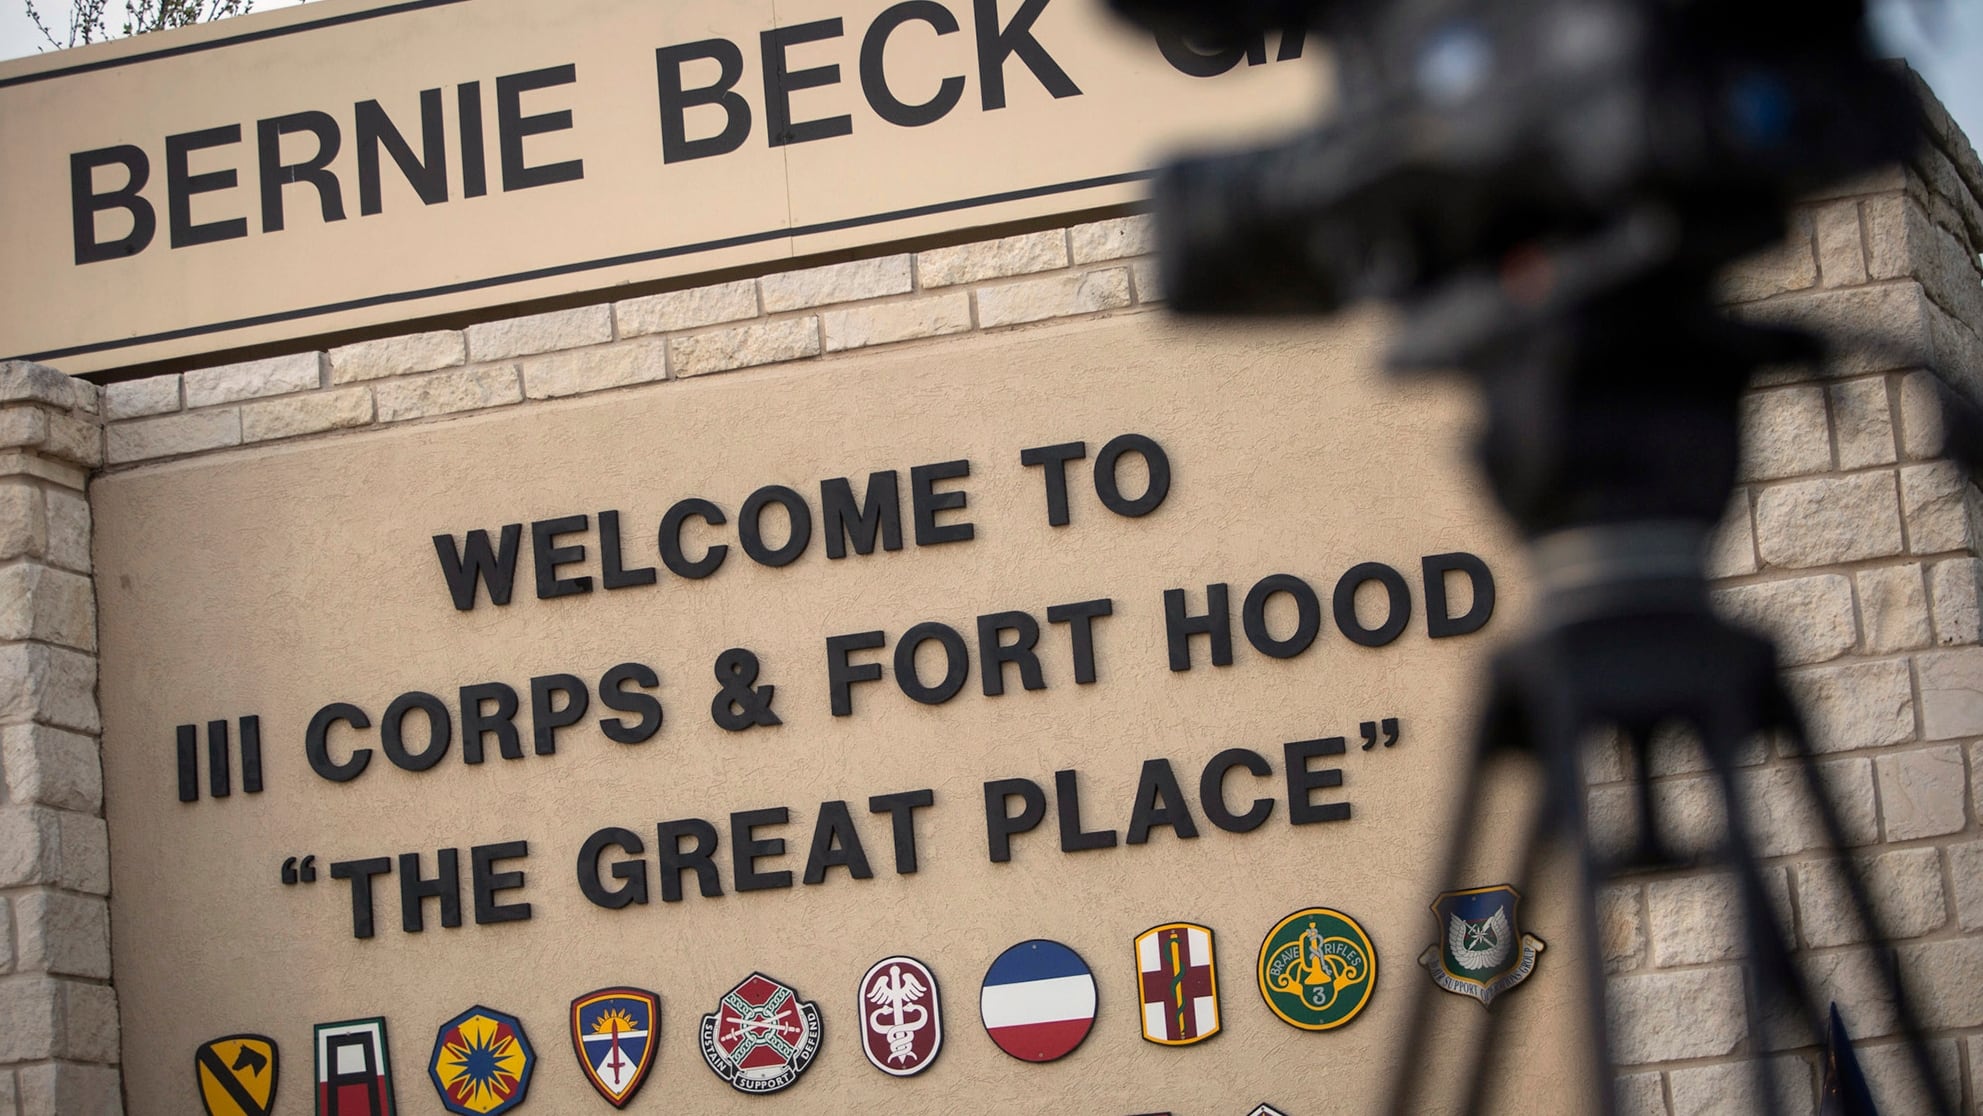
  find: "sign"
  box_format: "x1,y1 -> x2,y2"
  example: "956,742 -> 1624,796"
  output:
1134,922 -> 1219,1045
570,987 -> 661,1107
980,938 -> 1097,1062
0,0 -> 1324,372
698,973 -> 824,1094
195,1035 -> 279,1116
859,955 -> 943,1076
428,1006 -> 535,1115
313,1019 -> 396,1116
1256,908 -> 1377,1031
1417,885 -> 1546,1008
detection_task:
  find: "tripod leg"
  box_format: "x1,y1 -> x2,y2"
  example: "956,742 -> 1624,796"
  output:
1458,802 -> 1554,1116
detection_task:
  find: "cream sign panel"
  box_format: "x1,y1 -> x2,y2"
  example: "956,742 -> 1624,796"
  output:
0,0 -> 1323,373
94,316 -> 1599,1113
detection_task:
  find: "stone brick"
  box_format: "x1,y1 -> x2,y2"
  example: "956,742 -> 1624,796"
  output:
759,256 -> 912,312
1737,386 -> 1831,481
977,268 -> 1133,328
240,385 -> 374,443
916,231 -> 1068,288
1757,946 -> 1896,1049
1874,745 -> 1967,840
1069,215 -> 1155,263
1915,646 -> 1983,740
1855,1038 -> 1961,1116
1606,967 -> 1746,1065
670,319 -> 820,378
0,565 -> 95,652
614,280 -> 758,336
1754,473 -> 1903,568
1599,883 -> 1643,973
1812,199 -> 1868,287
16,1061 -> 122,1116
1925,300 -> 1983,404
1866,191 -> 1983,327
1719,213 -> 1817,302
1644,722 -> 1768,777
1734,283 -> 1928,376
1898,461 -> 1973,554
0,974 -> 58,1061
465,305 -> 613,360
1851,564 -> 1931,654
0,363 -> 96,415
1795,847 -> 1945,948
0,723 -> 101,813
102,373 -> 179,420
59,979 -> 119,1063
1711,575 -> 1855,665
1613,1071 -> 1666,1116
104,407 -> 241,464
1969,1035 -> 1983,1115
183,352 -> 321,408
1974,740 -> 1983,829
1704,490 -> 1757,579
0,807 -> 55,887
14,891 -> 110,979
1782,659 -> 1913,753
1129,258 -> 1164,303
1827,377 -> 1896,469
0,642 -> 99,734
1896,370 -> 1946,460
1645,868 -> 1790,967
44,488 -> 90,574
1667,1057 -> 1814,1116
1750,759 -> 1880,856
0,1066 -> 11,1114
0,480 -> 45,561
821,293 -> 972,353
1927,557 -> 1981,644
0,407 -> 100,468
521,341 -> 668,399
328,330 -> 466,383
0,897 -> 11,975
56,812 -> 109,896
1898,936 -> 1983,1028
375,364 -> 523,422
1951,840 -> 1983,932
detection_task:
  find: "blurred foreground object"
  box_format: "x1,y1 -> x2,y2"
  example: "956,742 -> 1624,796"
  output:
1111,0 -> 1980,1112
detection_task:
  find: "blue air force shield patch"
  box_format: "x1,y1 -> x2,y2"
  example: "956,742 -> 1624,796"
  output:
1417,884 -> 1546,1007
570,988 -> 659,1108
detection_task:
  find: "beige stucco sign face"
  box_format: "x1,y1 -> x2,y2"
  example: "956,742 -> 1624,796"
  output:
93,313 -> 1599,1113
0,0 -> 1323,373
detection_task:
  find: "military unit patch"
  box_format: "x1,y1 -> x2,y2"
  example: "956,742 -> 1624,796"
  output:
699,972 -> 823,1094
1256,907 -> 1378,1031
196,1034 -> 278,1116
1418,884 -> 1545,1007
980,938 -> 1097,1063
428,1005 -> 535,1115
859,955 -> 943,1077
1247,1105 -> 1291,1116
314,1018 -> 396,1116
1134,922 -> 1220,1046
570,987 -> 660,1108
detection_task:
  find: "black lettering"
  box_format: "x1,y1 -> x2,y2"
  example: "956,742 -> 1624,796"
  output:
984,777 -> 1046,862
869,788 -> 934,874
166,125 -> 247,248
1285,737 -> 1350,824
1055,768 -> 1117,852
471,840 -> 532,924
1093,433 -> 1170,517
434,524 -> 522,611
1047,597 -> 1112,684
529,673 -> 589,755
600,510 -> 658,589
329,856 -> 392,939
1200,747 -> 1274,832
397,848 -> 462,933
1126,757 -> 1199,843
821,472 -> 903,558
861,1 -> 966,127
802,800 -> 873,884
1164,584 -> 1231,671
1019,440 -> 1085,526
256,111 -> 343,233
1242,573 -> 1321,659
657,818 -> 723,901
656,39 -> 752,163
895,621 -> 969,704
532,514 -> 593,599
910,459 -> 974,545
732,807 -> 793,891
738,485 -> 812,567
977,610 -> 1043,696
459,681 -> 522,763
827,630 -> 886,716
1424,552 -> 1496,638
578,827 -> 648,909
381,692 -> 450,772
598,662 -> 664,744
355,89 -> 448,215
70,145 -> 155,263
1334,562 -> 1411,647
1153,28 -> 1256,77
306,703 -> 372,783
761,19 -> 853,146
659,498 -> 728,579
497,64 -> 583,191
974,0 -> 1081,110
458,81 -> 488,198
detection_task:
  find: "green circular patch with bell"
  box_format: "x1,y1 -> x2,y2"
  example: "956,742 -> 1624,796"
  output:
1256,908 -> 1377,1030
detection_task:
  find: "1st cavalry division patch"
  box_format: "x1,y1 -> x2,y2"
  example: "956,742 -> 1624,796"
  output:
196,1034 -> 278,1116
314,1018 -> 396,1116
1418,884 -> 1546,1007
1257,907 -> 1378,1030
700,972 -> 823,1094
859,955 -> 943,1076
428,1005 -> 535,1115
1134,922 -> 1220,1045
571,987 -> 660,1108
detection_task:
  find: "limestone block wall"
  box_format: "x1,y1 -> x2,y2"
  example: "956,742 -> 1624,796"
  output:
12,94 -> 1982,1116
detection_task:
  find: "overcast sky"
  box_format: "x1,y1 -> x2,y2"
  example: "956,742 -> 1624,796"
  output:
1,0 -> 1979,156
